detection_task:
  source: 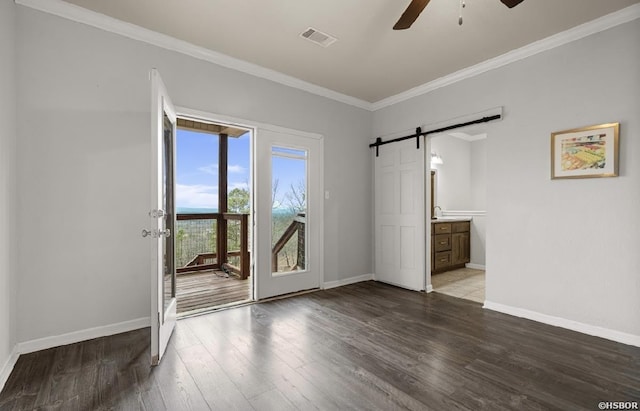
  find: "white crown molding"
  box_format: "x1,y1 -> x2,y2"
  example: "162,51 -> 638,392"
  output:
484,301 -> 640,348
371,3 -> 640,111
15,0 -> 372,111
15,1 -> 640,113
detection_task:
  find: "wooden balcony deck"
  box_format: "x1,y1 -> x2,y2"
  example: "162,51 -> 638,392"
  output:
176,270 -> 250,314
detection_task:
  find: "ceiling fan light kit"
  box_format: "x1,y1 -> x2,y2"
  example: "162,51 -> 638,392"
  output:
394,0 -> 525,30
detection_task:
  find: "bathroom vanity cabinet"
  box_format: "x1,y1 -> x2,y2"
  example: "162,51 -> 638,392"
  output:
431,219 -> 470,273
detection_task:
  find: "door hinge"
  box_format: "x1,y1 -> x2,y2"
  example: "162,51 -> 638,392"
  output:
149,209 -> 166,218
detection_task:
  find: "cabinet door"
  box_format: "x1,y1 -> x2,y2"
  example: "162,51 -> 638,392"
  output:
461,231 -> 470,263
451,232 -> 470,265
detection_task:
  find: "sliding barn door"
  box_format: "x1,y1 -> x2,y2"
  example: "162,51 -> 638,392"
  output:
374,139 -> 425,291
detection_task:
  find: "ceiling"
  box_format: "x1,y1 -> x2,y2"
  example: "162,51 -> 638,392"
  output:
62,0 -> 639,104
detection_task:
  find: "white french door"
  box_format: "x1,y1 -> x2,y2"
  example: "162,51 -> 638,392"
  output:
374,138 -> 426,291
254,127 -> 323,300
149,69 -> 177,365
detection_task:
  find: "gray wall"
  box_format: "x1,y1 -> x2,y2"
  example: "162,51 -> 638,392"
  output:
0,0 -> 17,381
470,139 -> 487,210
16,7 -> 372,343
469,139 -> 487,267
375,20 -> 640,337
430,135 -> 471,210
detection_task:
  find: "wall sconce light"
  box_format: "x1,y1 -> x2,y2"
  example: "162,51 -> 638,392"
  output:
431,152 -> 443,165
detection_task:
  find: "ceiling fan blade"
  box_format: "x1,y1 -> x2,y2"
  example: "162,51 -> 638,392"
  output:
500,0 -> 525,8
393,0 -> 431,30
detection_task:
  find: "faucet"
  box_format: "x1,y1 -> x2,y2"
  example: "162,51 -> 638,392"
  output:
433,206 -> 442,219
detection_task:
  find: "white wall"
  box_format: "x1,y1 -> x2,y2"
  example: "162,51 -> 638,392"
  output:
469,139 -> 487,267
430,135 -> 471,210
470,139 -> 486,210
374,20 -> 640,339
16,7 -> 372,343
0,0 -> 17,385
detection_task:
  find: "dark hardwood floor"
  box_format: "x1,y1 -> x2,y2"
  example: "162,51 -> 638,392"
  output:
1,281 -> 639,410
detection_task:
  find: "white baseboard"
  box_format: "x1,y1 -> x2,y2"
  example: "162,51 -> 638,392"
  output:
0,346 -> 20,393
483,301 -> 640,348
16,317 -> 150,355
1,317 -> 150,392
465,263 -> 486,270
323,274 -> 374,290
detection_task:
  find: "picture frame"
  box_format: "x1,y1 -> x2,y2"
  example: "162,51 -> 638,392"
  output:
551,122 -> 619,179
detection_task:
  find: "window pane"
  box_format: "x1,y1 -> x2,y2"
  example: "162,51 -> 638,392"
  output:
271,146 -> 307,275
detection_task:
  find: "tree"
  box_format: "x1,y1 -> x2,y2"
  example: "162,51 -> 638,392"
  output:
285,179 -> 306,214
228,187 -> 250,213
273,179 -> 307,271
176,228 -> 187,267
226,187 -> 250,261
272,178 -> 280,209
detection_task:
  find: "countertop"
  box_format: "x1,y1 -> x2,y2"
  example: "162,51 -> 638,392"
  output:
430,217 -> 472,223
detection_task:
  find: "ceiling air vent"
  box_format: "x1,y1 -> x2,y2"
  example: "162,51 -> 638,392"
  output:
300,27 -> 337,48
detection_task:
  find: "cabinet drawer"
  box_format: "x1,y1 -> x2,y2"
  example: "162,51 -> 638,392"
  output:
434,251 -> 451,270
433,223 -> 451,234
434,234 -> 451,252
452,221 -> 470,233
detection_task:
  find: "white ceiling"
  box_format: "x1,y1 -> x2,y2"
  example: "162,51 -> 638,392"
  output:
61,0 -> 639,104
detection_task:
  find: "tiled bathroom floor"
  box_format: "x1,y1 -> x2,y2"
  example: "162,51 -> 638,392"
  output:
431,268 -> 485,303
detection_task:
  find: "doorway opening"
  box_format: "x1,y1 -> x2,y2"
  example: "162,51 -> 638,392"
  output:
429,132 -> 487,303
174,117 -> 253,315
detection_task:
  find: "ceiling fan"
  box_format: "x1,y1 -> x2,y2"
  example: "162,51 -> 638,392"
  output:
393,0 -> 526,30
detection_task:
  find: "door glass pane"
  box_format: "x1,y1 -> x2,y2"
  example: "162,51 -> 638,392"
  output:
174,129 -> 219,270
271,147 -> 307,275
162,112 -> 176,316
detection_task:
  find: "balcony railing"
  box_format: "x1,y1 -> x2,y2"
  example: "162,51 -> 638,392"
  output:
272,213 -> 305,273
175,213 -> 250,279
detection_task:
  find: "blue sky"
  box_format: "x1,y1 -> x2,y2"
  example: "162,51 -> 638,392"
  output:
175,129 -> 250,210
175,129 -> 306,211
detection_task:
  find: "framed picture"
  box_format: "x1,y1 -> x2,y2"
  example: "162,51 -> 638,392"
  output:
551,122 -> 619,179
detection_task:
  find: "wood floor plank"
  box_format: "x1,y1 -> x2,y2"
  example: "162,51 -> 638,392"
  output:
135,365 -> 167,411
176,270 -> 250,313
153,346 -> 210,411
177,343 -> 253,411
265,362 -> 342,411
2,281 -> 639,410
248,388 -> 297,411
